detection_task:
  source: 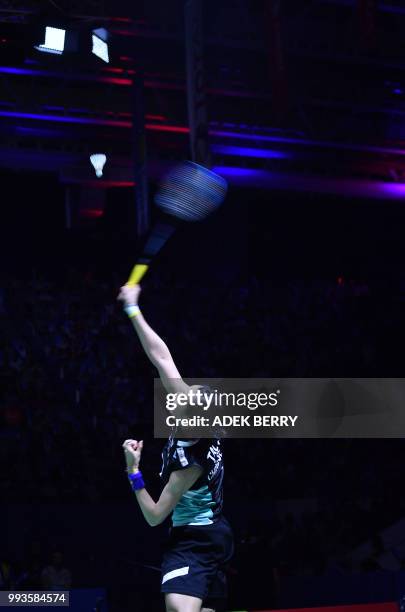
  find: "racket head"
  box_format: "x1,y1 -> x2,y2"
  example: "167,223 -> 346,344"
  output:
154,161 -> 228,222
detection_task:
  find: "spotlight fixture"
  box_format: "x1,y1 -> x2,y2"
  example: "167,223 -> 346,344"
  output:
34,26 -> 66,55
91,28 -> 109,64
33,22 -> 111,64
33,23 -> 79,57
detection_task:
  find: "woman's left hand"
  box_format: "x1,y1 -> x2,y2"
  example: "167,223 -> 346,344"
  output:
122,439 -> 143,474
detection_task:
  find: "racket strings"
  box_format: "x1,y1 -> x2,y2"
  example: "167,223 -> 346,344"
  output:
155,162 -> 227,222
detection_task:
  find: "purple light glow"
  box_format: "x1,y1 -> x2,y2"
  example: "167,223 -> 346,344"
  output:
210,129 -> 405,157
213,166 -> 405,200
379,182 -> 405,197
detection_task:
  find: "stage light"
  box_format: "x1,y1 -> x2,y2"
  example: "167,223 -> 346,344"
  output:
34,26 -> 66,55
91,28 -> 109,63
90,153 -> 107,177
32,23 -> 110,63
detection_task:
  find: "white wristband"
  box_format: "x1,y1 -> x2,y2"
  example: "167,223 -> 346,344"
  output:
124,304 -> 141,319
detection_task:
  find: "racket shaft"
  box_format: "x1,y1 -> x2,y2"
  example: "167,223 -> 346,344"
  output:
126,222 -> 177,286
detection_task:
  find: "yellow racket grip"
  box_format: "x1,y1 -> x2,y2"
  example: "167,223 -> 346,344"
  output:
127,263 -> 149,286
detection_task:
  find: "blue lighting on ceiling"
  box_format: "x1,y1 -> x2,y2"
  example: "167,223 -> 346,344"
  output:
0,110 -> 130,127
15,126 -> 65,137
0,65 -> 131,86
0,110 -> 96,124
212,166 -> 274,183
212,166 -> 270,176
211,144 -> 288,159
0,67 -> 34,75
210,128 -> 303,145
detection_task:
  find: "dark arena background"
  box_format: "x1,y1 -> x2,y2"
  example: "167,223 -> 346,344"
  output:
2,1 -> 405,612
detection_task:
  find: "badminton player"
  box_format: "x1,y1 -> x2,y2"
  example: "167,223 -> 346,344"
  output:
118,283 -> 233,612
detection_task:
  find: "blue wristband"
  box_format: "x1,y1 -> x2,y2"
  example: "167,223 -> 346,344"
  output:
128,471 -> 145,491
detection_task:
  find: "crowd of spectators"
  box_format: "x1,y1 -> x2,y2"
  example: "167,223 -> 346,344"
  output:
2,270 -> 405,580
0,547 -> 71,591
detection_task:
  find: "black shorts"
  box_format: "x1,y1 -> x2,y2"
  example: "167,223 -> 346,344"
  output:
161,516 -> 234,606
